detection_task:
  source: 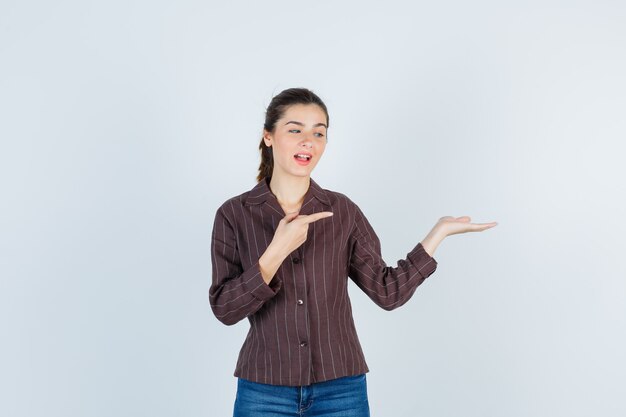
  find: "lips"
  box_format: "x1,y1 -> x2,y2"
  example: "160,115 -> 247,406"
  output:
294,152 -> 312,160
294,152 -> 312,165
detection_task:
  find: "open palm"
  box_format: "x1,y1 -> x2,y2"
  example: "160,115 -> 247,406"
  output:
436,216 -> 498,237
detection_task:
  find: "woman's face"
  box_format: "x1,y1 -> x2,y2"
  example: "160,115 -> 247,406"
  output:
263,104 -> 328,179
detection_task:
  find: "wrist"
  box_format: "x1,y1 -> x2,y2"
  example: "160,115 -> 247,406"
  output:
266,241 -> 288,263
421,228 -> 445,258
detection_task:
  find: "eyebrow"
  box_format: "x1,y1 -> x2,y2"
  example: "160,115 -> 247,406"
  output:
284,121 -> 327,129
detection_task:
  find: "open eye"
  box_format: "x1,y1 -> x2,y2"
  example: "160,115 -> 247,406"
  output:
289,129 -> 324,137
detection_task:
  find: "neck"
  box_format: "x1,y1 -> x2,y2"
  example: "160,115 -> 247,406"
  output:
268,174 -> 310,210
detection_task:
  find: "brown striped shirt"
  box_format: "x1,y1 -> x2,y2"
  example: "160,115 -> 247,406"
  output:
209,176 -> 438,386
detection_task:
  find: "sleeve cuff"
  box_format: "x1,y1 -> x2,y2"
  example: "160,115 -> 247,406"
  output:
407,242 -> 438,278
247,260 -> 283,301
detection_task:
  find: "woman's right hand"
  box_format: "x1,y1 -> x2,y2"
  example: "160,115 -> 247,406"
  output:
269,210 -> 334,258
258,210 -> 333,285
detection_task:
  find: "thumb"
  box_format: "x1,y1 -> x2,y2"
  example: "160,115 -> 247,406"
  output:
282,210 -> 300,223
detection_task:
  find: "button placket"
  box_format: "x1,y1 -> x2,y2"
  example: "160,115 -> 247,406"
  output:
293,249 -> 311,384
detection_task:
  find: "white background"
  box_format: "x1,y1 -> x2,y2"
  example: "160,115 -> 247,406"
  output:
1,1 -> 625,416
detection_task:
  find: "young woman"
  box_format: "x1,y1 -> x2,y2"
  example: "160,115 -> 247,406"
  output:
210,88 -> 498,416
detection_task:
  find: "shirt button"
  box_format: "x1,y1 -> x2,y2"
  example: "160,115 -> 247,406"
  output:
292,257 -> 300,264
300,341 -> 307,347
297,299 -> 304,305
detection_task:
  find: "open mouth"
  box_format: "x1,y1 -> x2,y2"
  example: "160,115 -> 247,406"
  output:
294,153 -> 312,164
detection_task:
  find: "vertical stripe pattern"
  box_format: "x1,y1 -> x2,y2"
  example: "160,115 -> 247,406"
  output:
209,177 -> 438,387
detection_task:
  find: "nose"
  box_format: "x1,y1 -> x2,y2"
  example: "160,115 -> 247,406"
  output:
301,138 -> 313,148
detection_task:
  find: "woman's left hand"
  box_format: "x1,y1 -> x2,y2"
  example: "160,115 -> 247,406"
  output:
435,216 -> 498,237
421,216 -> 497,257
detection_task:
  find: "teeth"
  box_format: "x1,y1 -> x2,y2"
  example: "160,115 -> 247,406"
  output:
295,154 -> 311,160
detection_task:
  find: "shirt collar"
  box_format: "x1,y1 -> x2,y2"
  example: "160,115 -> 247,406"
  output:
244,176 -> 331,208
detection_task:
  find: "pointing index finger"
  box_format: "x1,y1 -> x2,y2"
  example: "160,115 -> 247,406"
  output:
301,211 -> 334,224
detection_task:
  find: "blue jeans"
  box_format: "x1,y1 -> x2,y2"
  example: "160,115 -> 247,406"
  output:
233,374 -> 370,417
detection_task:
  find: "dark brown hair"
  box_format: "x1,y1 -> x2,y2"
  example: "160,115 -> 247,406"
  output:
257,87 -> 329,183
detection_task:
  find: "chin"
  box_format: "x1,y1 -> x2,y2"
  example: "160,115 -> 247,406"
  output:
290,167 -> 314,177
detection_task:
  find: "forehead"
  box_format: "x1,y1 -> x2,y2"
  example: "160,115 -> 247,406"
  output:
280,104 -> 326,125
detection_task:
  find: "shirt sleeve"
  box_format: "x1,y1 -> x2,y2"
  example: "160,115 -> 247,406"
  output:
209,205 -> 282,325
347,203 -> 438,311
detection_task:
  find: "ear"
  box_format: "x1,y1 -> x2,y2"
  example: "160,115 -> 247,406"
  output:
263,129 -> 272,147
